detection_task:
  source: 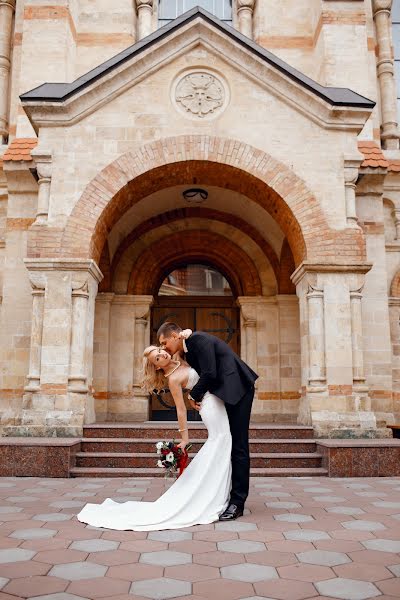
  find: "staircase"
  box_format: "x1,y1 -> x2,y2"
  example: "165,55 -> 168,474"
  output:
70,423 -> 327,477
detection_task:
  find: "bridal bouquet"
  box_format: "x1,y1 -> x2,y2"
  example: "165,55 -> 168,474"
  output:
155,440 -> 192,479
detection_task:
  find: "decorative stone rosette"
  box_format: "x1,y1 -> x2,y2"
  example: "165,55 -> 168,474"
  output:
174,71 -> 226,119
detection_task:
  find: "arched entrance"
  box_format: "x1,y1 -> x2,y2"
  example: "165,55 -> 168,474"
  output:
150,263 -> 240,420
23,135 -> 370,434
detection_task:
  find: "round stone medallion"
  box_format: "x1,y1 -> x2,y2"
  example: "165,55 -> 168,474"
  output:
173,70 -> 227,119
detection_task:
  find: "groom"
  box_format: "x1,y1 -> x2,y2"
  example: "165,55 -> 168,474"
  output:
158,322 -> 258,521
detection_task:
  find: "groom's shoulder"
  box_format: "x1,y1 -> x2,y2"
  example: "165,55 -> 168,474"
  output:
190,331 -> 222,346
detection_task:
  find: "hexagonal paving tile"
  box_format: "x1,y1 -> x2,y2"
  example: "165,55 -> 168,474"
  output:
215,521 -> 257,532
372,501 -> 400,509
313,496 -> 346,503
70,539 -> 119,552
316,577 -> 381,599
139,550 -> 192,567
297,549 -> 351,567
67,576 -> 130,598
33,513 -> 74,522
221,563 -> 278,582
334,562 -> 392,582
388,564 -> 400,576
50,501 -> 86,509
217,539 -> 265,553
341,520 -> 385,532
254,578 -> 317,600
0,506 -> 23,513
10,528 -> 57,540
278,563 -> 335,582
164,563 -> 219,582
274,514 -> 314,523
363,539 -> 400,552
29,595 -> 90,600
33,549 -> 88,565
327,506 -> 365,515
3,576 -> 68,598
265,501 -> 302,509
0,577 -> 9,590
284,530 -> 330,542
0,548 -> 36,563
49,562 -> 107,581
130,577 -> 191,599
303,487 -> 332,493
148,530 -> 192,542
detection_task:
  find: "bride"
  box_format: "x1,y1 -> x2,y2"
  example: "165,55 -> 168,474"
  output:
76,345 -> 232,531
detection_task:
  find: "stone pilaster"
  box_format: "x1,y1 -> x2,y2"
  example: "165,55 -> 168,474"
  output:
31,148 -> 52,225
392,207 -> 400,240
344,156 -> 363,226
237,0 -> 256,39
68,282 -> 90,392
92,293 -> 114,422
389,297 -> 400,419
292,262 -> 382,438
3,259 -> 103,437
25,279 -> 45,391
0,0 -> 15,143
372,0 -> 400,150
135,0 -> 154,40
132,295 -> 153,421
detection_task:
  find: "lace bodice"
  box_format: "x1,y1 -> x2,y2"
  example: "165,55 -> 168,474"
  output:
186,367 -> 200,390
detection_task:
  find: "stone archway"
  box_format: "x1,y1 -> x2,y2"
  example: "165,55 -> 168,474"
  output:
28,135 -> 366,267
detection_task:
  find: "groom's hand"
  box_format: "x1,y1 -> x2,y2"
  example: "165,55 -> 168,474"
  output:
188,397 -> 201,411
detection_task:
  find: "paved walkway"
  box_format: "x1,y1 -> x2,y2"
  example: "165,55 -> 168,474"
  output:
0,477 -> 400,600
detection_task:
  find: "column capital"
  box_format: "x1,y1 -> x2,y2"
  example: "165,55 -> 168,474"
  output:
135,0 -> 153,8
291,261 -> 373,287
372,0 -> 392,15
237,0 -> 256,10
24,258 -> 103,285
0,1 -> 16,11
31,147 -> 52,180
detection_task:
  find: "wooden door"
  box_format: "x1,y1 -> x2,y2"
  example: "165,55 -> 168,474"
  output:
150,297 -> 239,420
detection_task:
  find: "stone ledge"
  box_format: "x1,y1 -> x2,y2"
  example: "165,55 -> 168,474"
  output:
316,440 -> 400,477
0,437 -> 81,477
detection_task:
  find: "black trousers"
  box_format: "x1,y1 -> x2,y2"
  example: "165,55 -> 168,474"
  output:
224,386 -> 254,508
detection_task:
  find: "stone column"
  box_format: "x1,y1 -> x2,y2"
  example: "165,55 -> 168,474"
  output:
68,282 -> 90,392
0,0 -> 15,143
14,259 -> 103,437
237,0 -> 256,39
392,208 -> 400,240
135,0 -> 153,40
350,285 -> 370,410
344,157 -> 363,226
389,297 -> 400,419
292,262 -> 378,437
132,295 -> 153,421
25,280 -> 45,391
92,293 -> 114,422
237,297 -> 258,372
31,148 -> 52,225
307,285 -> 326,388
372,0 -> 400,150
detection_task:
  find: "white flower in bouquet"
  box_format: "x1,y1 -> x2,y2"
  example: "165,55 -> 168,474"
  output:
157,460 -> 163,468
156,441 -> 163,452
166,452 -> 174,462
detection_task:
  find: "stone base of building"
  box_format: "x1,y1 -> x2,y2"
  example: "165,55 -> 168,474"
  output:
317,439 -> 400,477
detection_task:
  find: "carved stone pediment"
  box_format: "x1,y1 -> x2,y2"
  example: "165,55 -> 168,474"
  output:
20,8 -> 373,134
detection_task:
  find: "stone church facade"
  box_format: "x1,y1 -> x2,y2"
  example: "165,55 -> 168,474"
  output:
0,0 -> 400,439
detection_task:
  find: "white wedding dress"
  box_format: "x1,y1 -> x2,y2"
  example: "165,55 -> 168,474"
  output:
76,368 -> 232,530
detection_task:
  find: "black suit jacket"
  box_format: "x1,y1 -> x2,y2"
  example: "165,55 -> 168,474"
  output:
184,331 -> 258,406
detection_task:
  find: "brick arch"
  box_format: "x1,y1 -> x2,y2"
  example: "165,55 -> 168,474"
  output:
391,269 -> 400,297
46,135 -> 366,266
110,206 -> 280,289
127,230 -> 262,296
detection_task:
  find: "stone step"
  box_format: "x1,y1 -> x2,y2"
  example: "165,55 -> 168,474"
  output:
70,466 -> 328,478
81,438 -> 317,453
83,423 -> 314,440
75,451 -> 323,469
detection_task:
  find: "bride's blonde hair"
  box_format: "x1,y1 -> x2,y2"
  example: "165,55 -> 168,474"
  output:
141,345 -> 168,393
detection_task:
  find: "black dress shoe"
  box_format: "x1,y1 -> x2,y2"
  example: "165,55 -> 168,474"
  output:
219,504 -> 244,521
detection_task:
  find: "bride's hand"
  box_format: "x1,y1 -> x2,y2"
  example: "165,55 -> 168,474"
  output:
177,439 -> 188,450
